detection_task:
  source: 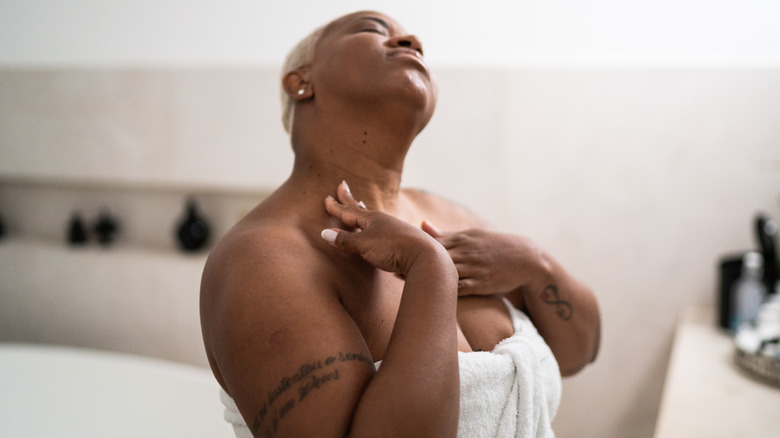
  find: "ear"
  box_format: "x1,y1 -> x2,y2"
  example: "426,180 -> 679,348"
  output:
282,68 -> 314,100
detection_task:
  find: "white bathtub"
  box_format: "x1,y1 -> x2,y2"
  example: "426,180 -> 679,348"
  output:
0,343 -> 233,437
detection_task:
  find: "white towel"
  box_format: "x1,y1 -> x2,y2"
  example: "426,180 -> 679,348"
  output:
220,386 -> 252,438
455,300 -> 561,438
220,299 -> 561,438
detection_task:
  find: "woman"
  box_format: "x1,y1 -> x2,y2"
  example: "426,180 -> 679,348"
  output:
200,10 -> 600,438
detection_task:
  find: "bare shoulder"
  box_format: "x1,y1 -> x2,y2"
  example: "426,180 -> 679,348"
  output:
200,219 -> 330,372
401,187 -> 488,230
203,218 -> 315,285
200,219 -> 374,437
201,218 -> 318,311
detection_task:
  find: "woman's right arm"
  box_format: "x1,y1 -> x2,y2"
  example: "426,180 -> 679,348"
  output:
201,185 -> 459,438
322,186 -> 460,437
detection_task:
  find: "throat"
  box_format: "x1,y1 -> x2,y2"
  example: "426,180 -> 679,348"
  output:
289,158 -> 406,214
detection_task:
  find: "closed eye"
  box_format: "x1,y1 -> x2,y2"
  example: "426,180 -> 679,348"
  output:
361,28 -> 387,36
354,16 -> 392,36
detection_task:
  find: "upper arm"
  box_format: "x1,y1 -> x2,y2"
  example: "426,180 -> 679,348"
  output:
201,243 -> 375,438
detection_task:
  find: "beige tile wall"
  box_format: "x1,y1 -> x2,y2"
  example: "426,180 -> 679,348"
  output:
1,68 -> 779,438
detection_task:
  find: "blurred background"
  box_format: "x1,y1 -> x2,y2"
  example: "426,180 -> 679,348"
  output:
1,1 -> 779,437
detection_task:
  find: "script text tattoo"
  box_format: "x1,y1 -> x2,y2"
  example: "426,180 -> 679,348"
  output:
251,351 -> 374,437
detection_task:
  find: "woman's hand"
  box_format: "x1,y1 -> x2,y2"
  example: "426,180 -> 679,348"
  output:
423,221 -> 601,374
322,181 -> 447,277
421,221 -> 545,297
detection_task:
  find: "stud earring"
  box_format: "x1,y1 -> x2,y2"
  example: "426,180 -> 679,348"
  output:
297,89 -> 305,96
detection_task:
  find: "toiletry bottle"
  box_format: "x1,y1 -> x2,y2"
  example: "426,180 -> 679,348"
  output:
730,251 -> 767,332
67,212 -> 89,245
94,209 -> 119,246
756,282 -> 780,340
176,197 -> 210,252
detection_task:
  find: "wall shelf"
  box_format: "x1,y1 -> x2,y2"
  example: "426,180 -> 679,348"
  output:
0,176 -> 267,253
0,237 -> 210,367
0,68 -> 291,367
0,173 -> 272,198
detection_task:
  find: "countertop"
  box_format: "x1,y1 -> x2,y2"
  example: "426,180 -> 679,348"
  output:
654,307 -> 780,437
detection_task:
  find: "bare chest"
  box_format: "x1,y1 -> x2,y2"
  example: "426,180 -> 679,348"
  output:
337,270 -> 515,361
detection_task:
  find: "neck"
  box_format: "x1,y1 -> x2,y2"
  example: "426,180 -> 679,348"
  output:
288,157 -> 402,214
287,110 -> 419,213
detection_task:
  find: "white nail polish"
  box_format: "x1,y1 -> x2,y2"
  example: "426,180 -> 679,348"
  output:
321,229 -> 338,244
357,201 -> 367,209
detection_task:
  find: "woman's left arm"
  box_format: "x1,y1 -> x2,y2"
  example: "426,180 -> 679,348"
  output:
422,223 -> 600,376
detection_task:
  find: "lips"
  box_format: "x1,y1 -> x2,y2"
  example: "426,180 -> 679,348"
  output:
388,47 -> 423,59
387,48 -> 427,69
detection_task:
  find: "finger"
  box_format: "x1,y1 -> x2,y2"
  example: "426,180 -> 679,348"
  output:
321,228 -> 353,253
421,220 -> 443,238
434,232 -> 461,250
337,180 -> 366,209
321,227 -> 350,247
421,221 -> 464,250
321,227 -> 363,256
456,278 -> 479,296
453,261 -> 482,280
324,195 -> 368,230
321,228 -> 340,246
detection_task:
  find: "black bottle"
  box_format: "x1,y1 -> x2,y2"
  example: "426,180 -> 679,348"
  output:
94,210 -> 119,246
755,214 -> 778,292
176,198 -> 210,252
67,212 -> 89,245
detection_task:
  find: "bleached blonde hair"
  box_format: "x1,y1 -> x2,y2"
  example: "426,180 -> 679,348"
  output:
280,25 -> 325,134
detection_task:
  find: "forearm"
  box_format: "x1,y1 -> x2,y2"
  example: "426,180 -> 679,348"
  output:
350,247 -> 460,437
426,225 -> 600,375
506,252 -> 600,376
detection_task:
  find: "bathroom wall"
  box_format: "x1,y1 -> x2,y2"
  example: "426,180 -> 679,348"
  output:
1,2 -> 779,438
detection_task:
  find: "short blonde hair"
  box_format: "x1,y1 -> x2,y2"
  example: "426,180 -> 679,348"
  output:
280,25 -> 325,134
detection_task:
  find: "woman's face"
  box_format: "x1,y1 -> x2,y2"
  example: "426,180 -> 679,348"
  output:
309,11 -> 437,128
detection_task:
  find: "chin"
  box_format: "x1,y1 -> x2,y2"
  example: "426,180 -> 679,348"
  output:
395,70 -> 437,124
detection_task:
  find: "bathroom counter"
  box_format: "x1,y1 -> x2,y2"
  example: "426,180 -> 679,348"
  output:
0,343 -> 233,438
654,307 -> 780,438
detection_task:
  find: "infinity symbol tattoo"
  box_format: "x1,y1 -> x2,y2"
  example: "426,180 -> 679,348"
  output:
540,284 -> 573,321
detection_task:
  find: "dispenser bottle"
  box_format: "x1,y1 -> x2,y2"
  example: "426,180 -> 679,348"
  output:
176,198 -> 210,252
730,251 -> 768,332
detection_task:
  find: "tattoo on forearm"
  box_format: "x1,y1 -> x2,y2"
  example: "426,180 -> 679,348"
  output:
251,351 -> 374,437
540,284 -> 573,321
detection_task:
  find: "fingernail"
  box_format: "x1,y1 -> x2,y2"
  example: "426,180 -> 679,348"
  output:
341,180 -> 351,194
321,229 -> 338,244
357,200 -> 367,209
423,220 -> 442,235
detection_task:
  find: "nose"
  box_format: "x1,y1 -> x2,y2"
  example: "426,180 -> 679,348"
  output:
389,34 -> 424,56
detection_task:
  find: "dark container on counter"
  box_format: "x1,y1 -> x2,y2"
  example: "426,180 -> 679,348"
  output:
176,198 -> 210,252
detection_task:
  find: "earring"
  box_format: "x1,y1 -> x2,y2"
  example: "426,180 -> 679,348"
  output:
297,89 -> 305,96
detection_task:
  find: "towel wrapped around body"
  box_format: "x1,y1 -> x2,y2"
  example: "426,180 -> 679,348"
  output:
454,299 -> 561,438
220,299 -> 561,438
